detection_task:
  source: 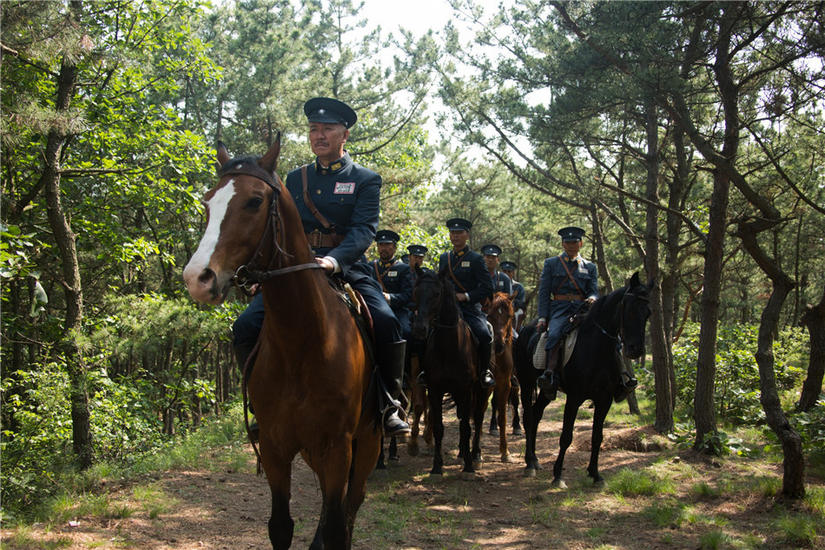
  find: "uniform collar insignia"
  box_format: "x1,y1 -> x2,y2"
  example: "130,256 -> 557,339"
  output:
453,246 -> 469,258
381,259 -> 395,268
315,153 -> 351,175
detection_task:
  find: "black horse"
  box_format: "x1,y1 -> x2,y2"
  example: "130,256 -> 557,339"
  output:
413,269 -> 489,475
514,272 -> 652,487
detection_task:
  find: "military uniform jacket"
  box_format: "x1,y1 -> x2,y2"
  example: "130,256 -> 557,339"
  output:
537,253 -> 598,319
511,281 -> 526,311
490,270 -> 512,295
369,258 -> 413,312
285,153 -> 380,268
438,247 -> 494,308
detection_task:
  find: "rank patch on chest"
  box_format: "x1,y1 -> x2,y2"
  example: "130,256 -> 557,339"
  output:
334,182 -> 355,194
461,261 -> 470,268
387,271 -> 398,277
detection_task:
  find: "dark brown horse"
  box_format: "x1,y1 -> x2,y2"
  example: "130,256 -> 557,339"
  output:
486,291 -> 516,462
412,269 -> 489,475
183,138 -> 381,549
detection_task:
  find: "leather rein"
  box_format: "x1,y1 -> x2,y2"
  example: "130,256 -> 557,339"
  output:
216,159 -> 322,293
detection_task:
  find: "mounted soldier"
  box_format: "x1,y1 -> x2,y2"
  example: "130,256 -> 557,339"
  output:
369,230 -> 414,339
481,244 -> 513,298
535,226 -> 637,399
437,218 -> 495,388
231,97 -> 410,436
500,260 -> 526,332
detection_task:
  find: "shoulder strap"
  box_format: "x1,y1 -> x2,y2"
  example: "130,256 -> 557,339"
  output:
373,261 -> 387,292
302,164 -> 334,230
447,253 -> 468,292
556,254 -> 584,295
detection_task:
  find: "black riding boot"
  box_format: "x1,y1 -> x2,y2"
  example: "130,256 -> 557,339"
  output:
234,342 -> 259,442
536,344 -> 560,400
378,340 -> 412,437
478,339 -> 495,388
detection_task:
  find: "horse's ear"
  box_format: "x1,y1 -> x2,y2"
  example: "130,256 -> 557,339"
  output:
627,271 -> 641,288
259,131 -> 281,173
216,141 -> 231,167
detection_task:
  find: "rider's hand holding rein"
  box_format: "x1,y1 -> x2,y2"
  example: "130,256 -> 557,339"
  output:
315,256 -> 336,274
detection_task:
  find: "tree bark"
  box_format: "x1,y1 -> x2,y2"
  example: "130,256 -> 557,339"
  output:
737,219 -> 804,498
642,97 -> 673,432
797,284 -> 825,412
42,45 -> 92,468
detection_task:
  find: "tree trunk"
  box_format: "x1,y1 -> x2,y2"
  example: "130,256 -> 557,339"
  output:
797,284 -> 825,412
42,48 -> 92,469
737,219 -> 804,498
642,97 -> 673,432
693,168 -> 729,450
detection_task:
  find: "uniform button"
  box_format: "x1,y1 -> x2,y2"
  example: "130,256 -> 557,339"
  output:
316,189 -> 321,194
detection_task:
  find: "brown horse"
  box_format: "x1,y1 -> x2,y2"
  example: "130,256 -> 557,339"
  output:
487,291 -> 515,462
182,138 -> 381,550
406,341 -> 433,457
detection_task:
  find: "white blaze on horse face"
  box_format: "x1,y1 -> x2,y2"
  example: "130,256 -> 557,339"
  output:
183,180 -> 236,300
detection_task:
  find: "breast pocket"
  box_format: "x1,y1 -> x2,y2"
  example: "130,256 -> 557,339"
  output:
326,193 -> 357,223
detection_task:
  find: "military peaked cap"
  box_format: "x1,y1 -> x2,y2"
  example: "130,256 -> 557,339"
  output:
481,244 -> 502,256
375,229 -> 401,244
500,261 -> 517,271
304,97 -> 357,128
446,217 -> 472,231
407,244 -> 428,256
558,226 -> 586,241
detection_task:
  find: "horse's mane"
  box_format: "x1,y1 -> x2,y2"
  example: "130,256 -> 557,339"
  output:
491,291 -> 514,314
580,285 -> 628,330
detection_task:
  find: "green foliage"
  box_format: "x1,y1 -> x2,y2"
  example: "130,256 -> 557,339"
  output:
669,323 -> 807,427
793,400 -> 825,469
773,513 -> 819,547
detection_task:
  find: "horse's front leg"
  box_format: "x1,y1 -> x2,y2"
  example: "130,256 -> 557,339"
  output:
552,397 -> 582,489
523,380 -> 550,476
456,393 -> 475,473
308,443 -> 352,550
510,380 -> 522,435
470,387 -> 489,470
429,390 -> 445,475
498,377 -> 512,462
261,446 -> 294,550
587,396 -> 612,486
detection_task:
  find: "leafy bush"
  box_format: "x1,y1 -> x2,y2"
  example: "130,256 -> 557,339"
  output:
669,322 -> 807,426
1,293 -> 244,519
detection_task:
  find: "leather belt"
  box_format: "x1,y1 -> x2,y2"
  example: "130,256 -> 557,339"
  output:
306,229 -> 344,249
553,294 -> 584,301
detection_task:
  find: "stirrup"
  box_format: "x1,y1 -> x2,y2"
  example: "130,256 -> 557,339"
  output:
382,408 -> 410,436
481,369 -> 495,388
416,370 -> 427,388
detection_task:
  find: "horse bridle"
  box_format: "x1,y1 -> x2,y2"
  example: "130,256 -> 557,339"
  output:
215,157 -> 322,293
594,288 -> 649,348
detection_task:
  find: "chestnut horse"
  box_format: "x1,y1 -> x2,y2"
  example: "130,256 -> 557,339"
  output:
412,269 -> 489,475
486,291 -> 516,462
514,273 -> 652,487
183,138 -> 380,549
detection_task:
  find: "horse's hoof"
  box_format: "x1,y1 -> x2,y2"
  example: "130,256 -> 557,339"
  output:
551,478 -> 567,489
501,453 -> 511,463
512,427 -> 523,436
524,467 -> 536,478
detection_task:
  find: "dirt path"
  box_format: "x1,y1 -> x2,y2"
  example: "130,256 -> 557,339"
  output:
5,400 -> 819,549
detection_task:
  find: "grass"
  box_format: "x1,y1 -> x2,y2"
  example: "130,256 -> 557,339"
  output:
7,403 -> 248,527
607,467 -> 675,497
